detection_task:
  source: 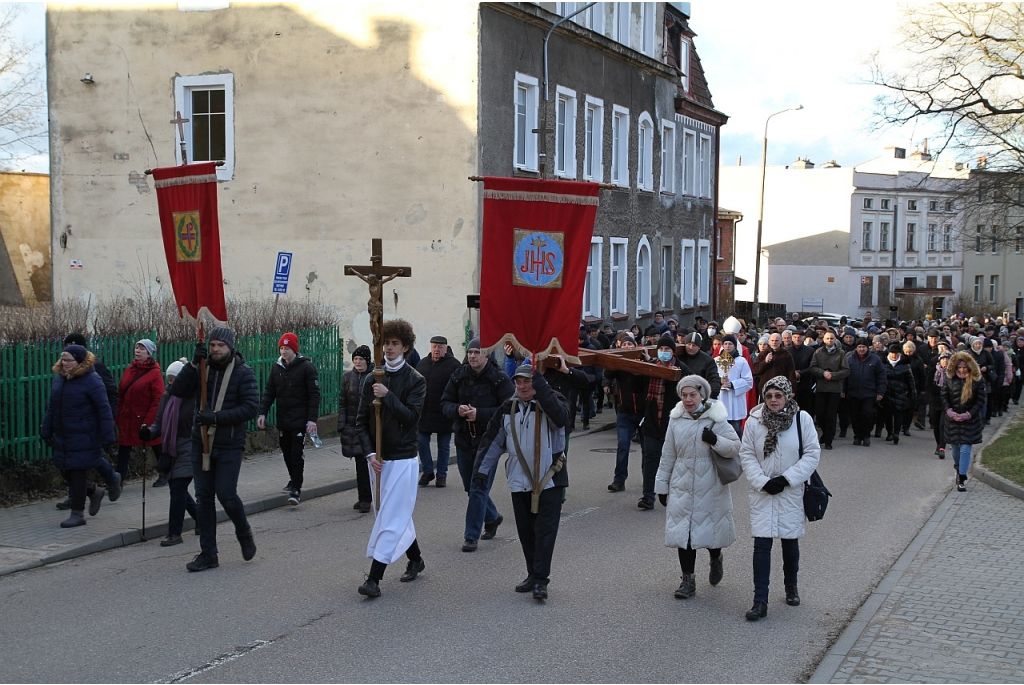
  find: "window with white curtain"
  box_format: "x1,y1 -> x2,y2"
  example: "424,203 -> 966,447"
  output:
610,238 -> 628,314
583,238 -> 603,317
660,120 -> 675,193
554,86 -> 577,179
637,112 -> 654,191
583,96 -> 604,182
514,73 -> 539,171
681,239 -> 695,308
611,105 -> 630,187
697,239 -> 711,305
637,237 -> 651,315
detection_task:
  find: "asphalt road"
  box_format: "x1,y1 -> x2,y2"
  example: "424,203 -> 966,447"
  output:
0,424 -> 954,683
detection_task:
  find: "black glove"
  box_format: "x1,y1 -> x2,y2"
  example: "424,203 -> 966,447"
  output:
192,342 -> 208,365
102,443 -> 116,454
138,425 -> 152,441
472,472 -> 488,490
658,493 -> 668,506
198,409 -> 217,426
42,435 -> 54,447
762,475 -> 788,495
701,426 -> 718,446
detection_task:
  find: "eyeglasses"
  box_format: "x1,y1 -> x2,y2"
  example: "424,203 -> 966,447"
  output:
764,392 -> 787,400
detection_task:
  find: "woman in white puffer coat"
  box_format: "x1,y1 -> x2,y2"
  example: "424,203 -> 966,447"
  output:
654,375 -> 740,600
738,375 -> 820,622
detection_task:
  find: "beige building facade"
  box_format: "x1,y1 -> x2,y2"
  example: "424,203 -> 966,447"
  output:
0,171 -> 50,306
47,3 -> 480,351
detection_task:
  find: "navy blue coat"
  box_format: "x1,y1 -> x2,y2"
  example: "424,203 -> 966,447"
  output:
844,350 -> 887,399
41,352 -> 116,471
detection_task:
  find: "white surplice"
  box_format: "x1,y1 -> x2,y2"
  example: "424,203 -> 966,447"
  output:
366,457 -> 418,564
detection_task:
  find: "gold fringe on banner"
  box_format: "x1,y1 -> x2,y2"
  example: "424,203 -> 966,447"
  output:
154,174 -> 219,189
480,333 -> 582,367
482,189 -> 599,206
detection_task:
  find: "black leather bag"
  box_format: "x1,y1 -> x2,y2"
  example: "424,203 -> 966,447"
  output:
796,411 -> 832,522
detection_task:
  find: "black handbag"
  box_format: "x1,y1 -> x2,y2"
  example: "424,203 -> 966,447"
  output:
795,411 -> 832,522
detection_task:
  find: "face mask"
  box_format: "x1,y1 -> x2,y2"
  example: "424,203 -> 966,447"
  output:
707,327 -> 717,336
657,350 -> 673,363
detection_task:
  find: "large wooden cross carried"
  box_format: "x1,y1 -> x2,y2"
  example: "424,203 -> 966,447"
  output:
344,238 -> 412,366
575,345 -> 685,381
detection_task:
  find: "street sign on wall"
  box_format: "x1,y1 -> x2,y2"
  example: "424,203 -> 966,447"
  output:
273,252 -> 292,294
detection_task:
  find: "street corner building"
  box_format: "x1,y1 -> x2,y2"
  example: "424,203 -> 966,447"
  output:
46,2 -> 727,348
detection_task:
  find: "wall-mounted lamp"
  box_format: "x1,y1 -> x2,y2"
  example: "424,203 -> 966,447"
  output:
81,73 -> 95,84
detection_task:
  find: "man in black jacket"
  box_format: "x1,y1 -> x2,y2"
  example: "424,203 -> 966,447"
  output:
676,333 -> 721,400
441,337 -> 514,552
356,319 -> 427,599
416,336 -> 460,487
172,326 -> 260,572
258,332 -> 320,506
604,332 -> 646,493
789,330 -> 815,415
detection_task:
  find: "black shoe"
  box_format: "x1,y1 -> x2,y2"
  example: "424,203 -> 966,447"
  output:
884,433 -> 894,442
358,578 -> 381,598
874,431 -> 882,438
357,501 -> 372,513
745,601 -> 768,621
785,585 -> 800,606
862,437 -> 871,447
237,528 -> 257,561
107,473 -> 122,502
60,511 -> 86,528
462,538 -> 478,552
152,476 -> 168,487
435,477 -> 446,488
902,429 -> 911,437
637,497 -> 655,510
87,487 -> 105,516
56,497 -> 72,510
709,554 -> 723,586
914,421 -> 925,430
160,534 -> 183,547
607,481 -> 625,492
893,435 -> 899,445
481,515 -> 503,540
288,489 -> 300,506
515,577 -> 534,593
418,472 -> 435,487
938,448 -> 945,459
838,430 -> 847,438
581,420 -> 590,430
674,573 -> 696,599
400,558 -> 425,582
532,583 -> 548,600
822,443 -> 832,450
852,438 -> 863,446
186,552 -> 219,572
283,481 -> 294,493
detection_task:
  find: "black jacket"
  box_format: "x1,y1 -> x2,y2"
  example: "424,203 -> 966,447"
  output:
789,344 -> 815,392
881,355 -> 917,411
543,365 -> 592,435
170,350 -> 260,452
969,348 -> 996,386
355,361 -> 426,460
675,348 -> 721,399
441,360 -> 514,451
844,350 -> 887,399
417,349 -> 462,434
942,366 -> 986,445
338,362 -> 374,458
258,355 -> 320,430
603,367 -> 647,415
642,358 -> 688,441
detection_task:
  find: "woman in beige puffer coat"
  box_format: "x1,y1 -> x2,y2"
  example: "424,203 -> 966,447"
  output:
655,375 -> 740,600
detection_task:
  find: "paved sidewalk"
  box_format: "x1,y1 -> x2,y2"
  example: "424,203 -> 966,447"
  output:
812,417 -> 1024,683
0,412 -> 617,577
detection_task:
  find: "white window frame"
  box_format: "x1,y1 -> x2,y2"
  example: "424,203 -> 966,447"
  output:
990,275 -> 999,303
583,238 -> 604,317
679,36 -> 691,92
683,130 -> 696,196
906,222 -> 917,252
862,221 -> 873,250
636,236 -> 652,316
583,96 -> 604,182
640,2 -> 655,57
611,105 -> 630,188
974,275 -> 983,302
174,73 -> 234,180
613,2 -> 630,47
681,239 -> 695,308
880,221 -> 891,251
863,198 -> 874,209
660,119 -> 676,193
554,85 -> 578,179
928,223 -> 938,251
943,224 -> 953,251
697,239 -> 711,305
698,134 -> 712,198
880,198 -> 891,211
929,200 -> 938,212
610,237 -> 628,315
637,112 -> 654,191
907,199 -> 918,211
514,72 -> 540,172
660,244 -> 673,309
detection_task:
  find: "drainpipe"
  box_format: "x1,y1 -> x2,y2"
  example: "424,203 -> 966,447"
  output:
543,3 -> 596,101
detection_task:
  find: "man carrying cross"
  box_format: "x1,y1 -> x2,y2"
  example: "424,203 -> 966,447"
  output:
473,362 -> 569,601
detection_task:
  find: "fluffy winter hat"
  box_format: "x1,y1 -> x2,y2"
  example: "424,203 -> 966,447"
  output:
208,326 -> 235,350
279,332 -> 299,354
63,344 -> 87,364
352,345 -> 372,362
166,358 -> 186,378
657,333 -> 677,350
677,374 -> 712,400
683,332 -> 702,345
136,338 -> 157,357
762,375 -> 793,399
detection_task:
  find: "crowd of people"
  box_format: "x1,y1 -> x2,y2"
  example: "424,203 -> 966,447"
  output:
39,307 -> 1014,618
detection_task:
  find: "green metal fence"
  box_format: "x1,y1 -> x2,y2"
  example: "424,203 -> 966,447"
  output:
0,327 -> 342,464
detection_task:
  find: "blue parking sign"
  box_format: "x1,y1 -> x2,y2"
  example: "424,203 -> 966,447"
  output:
273,252 -> 292,294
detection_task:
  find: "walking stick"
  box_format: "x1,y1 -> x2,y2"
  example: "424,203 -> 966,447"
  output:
141,446 -> 147,541
198,325 -> 211,471
372,366 -> 385,512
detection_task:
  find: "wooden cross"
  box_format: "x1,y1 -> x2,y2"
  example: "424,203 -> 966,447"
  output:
170,110 -> 190,164
344,238 -> 412,367
576,345 -> 685,382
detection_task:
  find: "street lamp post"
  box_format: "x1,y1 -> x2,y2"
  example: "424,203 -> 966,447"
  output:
753,105 -> 803,326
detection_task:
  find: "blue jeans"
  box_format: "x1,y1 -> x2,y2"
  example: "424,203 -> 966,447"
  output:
456,445 -> 499,540
950,443 -> 973,476
728,420 -> 744,439
191,446 -> 249,557
418,431 -> 451,478
167,476 -> 197,536
641,434 -> 665,501
753,537 -> 800,603
613,412 -> 643,484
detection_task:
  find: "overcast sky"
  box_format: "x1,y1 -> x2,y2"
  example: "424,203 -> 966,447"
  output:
10,1 -> 932,174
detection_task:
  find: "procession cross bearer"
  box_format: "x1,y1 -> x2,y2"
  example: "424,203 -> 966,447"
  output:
345,241 -> 427,599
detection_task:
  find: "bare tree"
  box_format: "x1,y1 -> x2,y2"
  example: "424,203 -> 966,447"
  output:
0,4 -> 45,168
869,4 -> 1024,245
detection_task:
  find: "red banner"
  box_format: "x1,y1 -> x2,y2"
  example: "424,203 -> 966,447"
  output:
152,162 -> 228,324
479,177 -> 599,364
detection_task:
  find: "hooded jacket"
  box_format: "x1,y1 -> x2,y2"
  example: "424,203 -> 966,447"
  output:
881,354 -> 917,410
654,399 -> 738,550
41,352 -> 116,471
942,351 -> 986,446
116,357 -> 164,447
417,347 -> 462,434
258,355 -> 320,430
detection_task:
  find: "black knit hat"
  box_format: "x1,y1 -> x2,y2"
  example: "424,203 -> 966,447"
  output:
63,344 -> 87,364
352,345 -> 372,362
208,326 -> 235,350
657,334 -> 676,350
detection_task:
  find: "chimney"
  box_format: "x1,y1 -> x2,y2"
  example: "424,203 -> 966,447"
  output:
792,156 -> 814,169
977,155 -> 987,169
821,159 -> 841,168
909,148 -> 932,162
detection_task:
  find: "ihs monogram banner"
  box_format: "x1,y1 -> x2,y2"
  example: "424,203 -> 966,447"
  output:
479,177 -> 599,364
152,162 -> 228,324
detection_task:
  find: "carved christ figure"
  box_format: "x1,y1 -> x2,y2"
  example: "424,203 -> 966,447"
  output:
350,270 -> 403,347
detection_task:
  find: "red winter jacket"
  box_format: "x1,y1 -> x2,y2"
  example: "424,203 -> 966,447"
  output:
116,359 -> 165,446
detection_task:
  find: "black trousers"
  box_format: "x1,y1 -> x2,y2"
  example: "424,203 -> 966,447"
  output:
511,487 -> 563,586
849,396 -> 877,439
678,543 -> 721,574
838,396 -> 851,435
279,428 -> 305,490
355,452 -> 372,504
814,392 -> 841,446
878,404 -> 902,437
61,469 -> 97,512
929,405 -> 944,448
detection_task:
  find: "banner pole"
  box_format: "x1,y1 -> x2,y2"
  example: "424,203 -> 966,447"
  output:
198,323 -> 211,471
